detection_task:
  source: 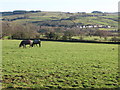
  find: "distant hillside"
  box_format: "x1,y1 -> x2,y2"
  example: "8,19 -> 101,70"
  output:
1,10 -> 118,30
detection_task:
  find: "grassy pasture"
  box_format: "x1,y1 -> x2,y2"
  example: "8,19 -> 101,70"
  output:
72,36 -> 113,41
2,40 -> 119,89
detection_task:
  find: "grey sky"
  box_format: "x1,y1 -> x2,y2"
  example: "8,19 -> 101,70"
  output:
0,0 -> 119,12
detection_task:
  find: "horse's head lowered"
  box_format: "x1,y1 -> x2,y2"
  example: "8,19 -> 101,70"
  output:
19,40 -> 33,48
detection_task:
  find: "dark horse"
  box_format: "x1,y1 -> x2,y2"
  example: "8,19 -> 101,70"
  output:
19,40 -> 33,48
32,39 -> 41,47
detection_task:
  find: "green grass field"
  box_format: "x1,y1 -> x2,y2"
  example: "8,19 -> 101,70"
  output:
2,40 -> 119,89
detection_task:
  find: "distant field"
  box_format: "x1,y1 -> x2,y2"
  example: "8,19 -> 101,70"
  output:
2,12 -> 118,28
72,36 -> 114,41
2,40 -> 119,89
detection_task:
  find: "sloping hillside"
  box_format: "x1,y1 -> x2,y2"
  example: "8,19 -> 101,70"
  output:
1,11 -> 118,29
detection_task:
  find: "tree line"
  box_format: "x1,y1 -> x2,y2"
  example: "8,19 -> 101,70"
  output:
2,21 -> 119,42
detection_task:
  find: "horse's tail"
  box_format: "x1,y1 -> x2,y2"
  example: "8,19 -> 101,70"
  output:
39,41 -> 41,47
19,42 -> 22,47
19,41 -> 24,47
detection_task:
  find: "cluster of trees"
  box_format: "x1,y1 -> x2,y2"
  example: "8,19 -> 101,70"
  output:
44,30 -> 74,40
2,10 -> 41,16
2,21 -> 119,42
2,22 -> 39,39
38,26 -> 118,41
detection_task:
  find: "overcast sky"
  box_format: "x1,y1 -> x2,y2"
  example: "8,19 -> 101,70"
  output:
0,0 -> 119,12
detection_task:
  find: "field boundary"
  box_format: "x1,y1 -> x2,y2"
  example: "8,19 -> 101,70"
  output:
10,38 -> 120,44
40,39 -> 120,44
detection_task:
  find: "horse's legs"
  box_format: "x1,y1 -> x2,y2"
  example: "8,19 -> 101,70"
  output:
39,43 -> 41,47
31,43 -> 33,47
39,42 -> 41,47
32,44 -> 35,47
23,44 -> 25,48
24,44 -> 26,48
34,44 -> 37,47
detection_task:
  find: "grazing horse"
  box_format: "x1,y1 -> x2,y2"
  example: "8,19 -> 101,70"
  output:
19,40 -> 33,48
32,39 -> 41,47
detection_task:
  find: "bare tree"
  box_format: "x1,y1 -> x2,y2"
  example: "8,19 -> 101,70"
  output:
2,21 -> 13,39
